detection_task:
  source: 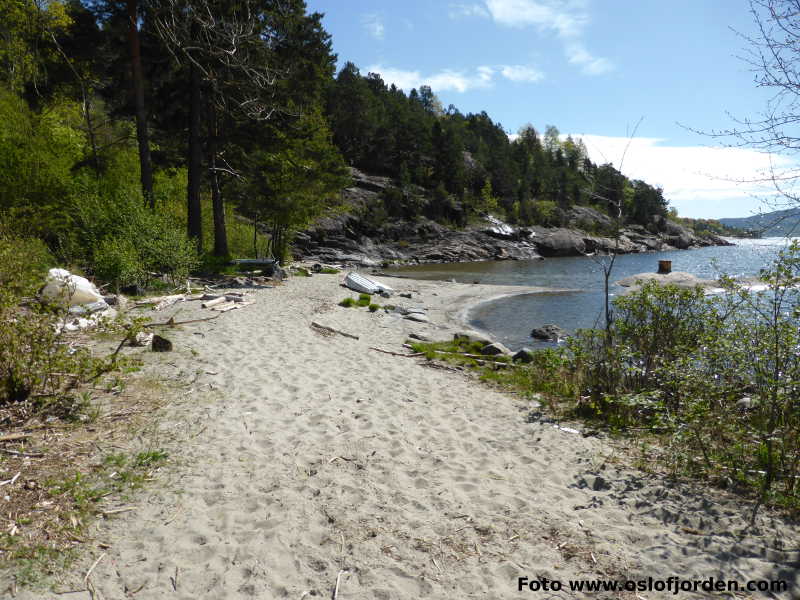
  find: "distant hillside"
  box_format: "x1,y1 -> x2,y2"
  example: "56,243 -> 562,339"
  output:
719,208 -> 800,237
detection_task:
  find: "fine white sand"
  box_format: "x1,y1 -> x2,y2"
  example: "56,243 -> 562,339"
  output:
24,274 -> 800,599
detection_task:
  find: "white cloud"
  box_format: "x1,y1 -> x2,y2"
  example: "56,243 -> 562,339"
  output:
477,65 -> 495,84
485,0 -> 586,36
471,0 -> 612,76
448,3 -> 490,18
367,64 -> 543,93
565,41 -> 612,75
500,64 -> 544,82
570,134 -> 797,218
362,13 -> 384,40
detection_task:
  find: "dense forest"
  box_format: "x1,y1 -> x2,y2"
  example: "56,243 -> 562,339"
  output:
1,0 -> 690,289
326,62 -> 671,231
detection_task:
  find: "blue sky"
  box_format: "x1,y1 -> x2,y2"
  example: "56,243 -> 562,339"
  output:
306,0 -> 795,219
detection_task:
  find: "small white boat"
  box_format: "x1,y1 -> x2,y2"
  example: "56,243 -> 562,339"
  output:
344,272 -> 394,295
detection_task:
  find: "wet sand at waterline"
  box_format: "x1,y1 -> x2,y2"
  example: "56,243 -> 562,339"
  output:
22,274 -> 800,599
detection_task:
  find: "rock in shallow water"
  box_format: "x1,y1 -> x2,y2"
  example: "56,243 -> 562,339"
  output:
531,324 -> 567,341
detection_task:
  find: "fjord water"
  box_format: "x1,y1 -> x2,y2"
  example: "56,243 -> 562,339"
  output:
392,238 -> 792,350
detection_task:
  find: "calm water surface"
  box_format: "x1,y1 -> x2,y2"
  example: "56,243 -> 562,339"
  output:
390,238 -> 793,350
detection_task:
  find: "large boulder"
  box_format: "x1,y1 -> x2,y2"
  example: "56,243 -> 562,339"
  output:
480,342 -> 512,356
531,324 -> 567,341
667,233 -> 692,250
534,229 -> 586,257
513,347 -> 535,363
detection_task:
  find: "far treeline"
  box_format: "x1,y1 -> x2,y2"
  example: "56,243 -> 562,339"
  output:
1,0 -> 740,290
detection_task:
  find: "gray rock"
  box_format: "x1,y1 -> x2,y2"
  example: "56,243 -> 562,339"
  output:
531,324 -> 567,341
568,205 -> 613,231
588,475 -> 611,491
480,342 -> 512,356
151,335 -> 173,352
534,229 -> 587,257
404,313 -> 430,323
454,330 -> 492,345
293,167 -> 731,264
513,347 -> 535,363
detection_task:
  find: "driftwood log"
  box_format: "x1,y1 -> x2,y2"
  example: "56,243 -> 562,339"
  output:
201,296 -> 227,308
310,321 -> 359,340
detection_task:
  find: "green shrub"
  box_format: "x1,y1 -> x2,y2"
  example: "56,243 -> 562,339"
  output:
68,191 -> 198,289
558,244 -> 800,508
530,200 -> 559,227
339,297 -> 355,307
93,236 -> 146,288
368,303 -> 380,312
0,237 -> 103,410
0,229 -> 54,299
357,293 -> 372,307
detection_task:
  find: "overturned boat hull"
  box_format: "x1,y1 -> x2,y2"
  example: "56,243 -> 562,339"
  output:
344,272 -> 394,295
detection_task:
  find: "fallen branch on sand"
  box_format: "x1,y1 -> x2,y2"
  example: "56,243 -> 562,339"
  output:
201,296 -> 227,308
100,506 -> 137,516
212,300 -> 254,313
135,294 -> 185,311
0,448 -> 44,458
369,347 -> 425,358
0,433 -> 30,443
84,552 -> 105,586
144,314 -> 222,328
0,472 -> 21,487
310,321 -> 359,340
332,569 -> 349,600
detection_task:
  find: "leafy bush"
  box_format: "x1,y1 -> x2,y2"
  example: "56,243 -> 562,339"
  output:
93,237 -> 146,289
558,245 -> 800,508
339,297 -> 355,307
368,303 -> 380,312
0,230 -> 54,298
0,235 -> 104,411
530,200 -> 559,227
69,191 -> 198,289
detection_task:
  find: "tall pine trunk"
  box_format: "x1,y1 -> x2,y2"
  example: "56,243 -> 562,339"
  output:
126,0 -> 154,209
209,104 -> 228,256
187,51 -> 203,251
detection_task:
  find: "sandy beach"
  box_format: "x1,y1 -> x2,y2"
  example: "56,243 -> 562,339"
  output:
23,273 -> 800,599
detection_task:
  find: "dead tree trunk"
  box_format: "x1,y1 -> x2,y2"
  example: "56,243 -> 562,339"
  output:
126,0 -> 154,209
187,43 -> 203,252
209,104 -> 228,256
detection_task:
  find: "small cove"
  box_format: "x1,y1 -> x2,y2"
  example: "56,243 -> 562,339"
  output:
390,238 -> 792,350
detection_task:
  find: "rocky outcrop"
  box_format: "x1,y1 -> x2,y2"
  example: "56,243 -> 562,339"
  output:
532,229 -> 587,257
531,324 -> 568,341
293,168 -> 734,267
